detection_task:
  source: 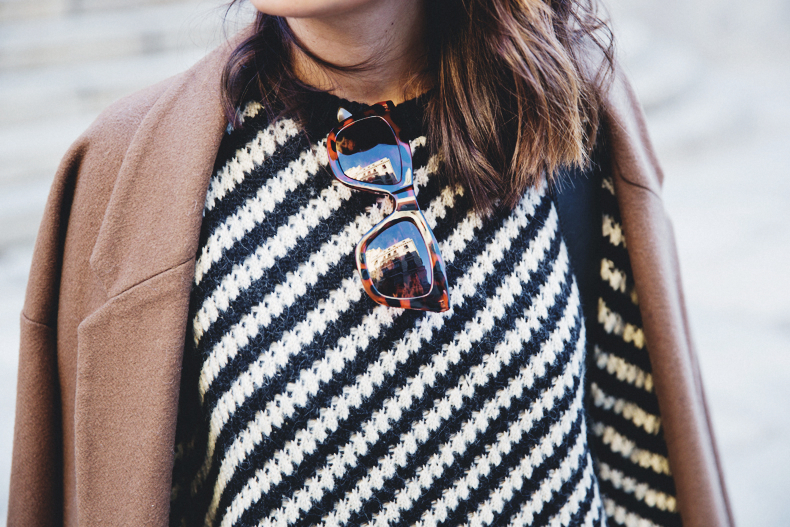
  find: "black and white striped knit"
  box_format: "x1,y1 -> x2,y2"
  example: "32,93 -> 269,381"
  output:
169,92 -> 678,527
585,172 -> 681,527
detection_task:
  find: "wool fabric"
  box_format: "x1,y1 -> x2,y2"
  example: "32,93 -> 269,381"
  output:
169,92 -> 680,527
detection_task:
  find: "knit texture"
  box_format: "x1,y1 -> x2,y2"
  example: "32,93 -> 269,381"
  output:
170,92 -> 678,527
586,173 -> 681,527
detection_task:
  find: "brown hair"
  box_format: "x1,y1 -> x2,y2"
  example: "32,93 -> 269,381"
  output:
221,0 -> 614,214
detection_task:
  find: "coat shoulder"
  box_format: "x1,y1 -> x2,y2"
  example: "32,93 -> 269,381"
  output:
581,46 -> 666,193
76,31 -> 238,164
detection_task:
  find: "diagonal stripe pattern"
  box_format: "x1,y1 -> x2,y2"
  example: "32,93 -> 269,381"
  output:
585,172 -> 682,526
170,95 -> 675,527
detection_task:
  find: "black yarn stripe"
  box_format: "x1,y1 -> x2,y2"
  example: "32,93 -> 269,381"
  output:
591,328 -> 653,373
198,130 -> 314,253
529,468 -> 598,527
598,248 -> 639,293
597,274 -> 645,331
587,403 -> 669,455
598,249 -> 634,285
202,190 -> 551,423
590,431 -> 677,497
201,131 -> 314,230
232,100 -> 281,139
195,167 -> 356,301
214,218 -> 562,510
598,479 -> 682,527
435,393 -> 585,527
195,161 -> 448,351
599,182 -> 623,217
205,108 -> 278,192
587,362 -> 661,416
344,297 -> 582,527
222,198 -> 560,523
504,447 -> 592,527
599,287 -> 645,332
325,273 -> 578,527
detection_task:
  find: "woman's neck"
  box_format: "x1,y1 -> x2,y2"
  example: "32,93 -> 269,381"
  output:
287,0 -> 429,105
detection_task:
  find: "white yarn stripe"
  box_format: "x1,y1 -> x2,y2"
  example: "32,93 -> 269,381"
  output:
193,178 -> 455,494
597,298 -> 645,350
602,175 -> 615,196
598,461 -> 677,513
211,189 -> 548,527
591,422 -> 671,476
593,346 -> 653,393
583,483 -> 603,527
198,134 -> 428,288
203,118 -> 300,214
356,276 -> 579,527
547,454 -> 597,527
601,259 -> 627,294
602,215 -> 627,249
196,140 -> 329,285
218,199 -> 558,526
237,100 -> 264,126
601,258 -> 639,305
193,187 -> 484,503
193,153 -> 439,347
603,498 -> 661,527
275,229 -> 570,527
193,171 -> 474,478
461,379 -> 586,527
198,181 -> 537,452
590,382 -> 661,435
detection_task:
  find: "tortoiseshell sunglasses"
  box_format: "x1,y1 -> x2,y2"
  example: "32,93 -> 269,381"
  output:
327,102 -> 449,312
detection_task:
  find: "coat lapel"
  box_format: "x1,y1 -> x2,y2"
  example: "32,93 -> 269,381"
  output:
74,39 -> 235,525
88,43 -> 232,296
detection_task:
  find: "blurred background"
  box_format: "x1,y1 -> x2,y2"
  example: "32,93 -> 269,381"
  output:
0,0 -> 788,524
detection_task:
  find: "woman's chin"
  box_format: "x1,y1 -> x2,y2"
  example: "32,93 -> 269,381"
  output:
249,0 -> 383,19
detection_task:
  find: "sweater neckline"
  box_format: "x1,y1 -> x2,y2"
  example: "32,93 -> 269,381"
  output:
299,88 -> 432,141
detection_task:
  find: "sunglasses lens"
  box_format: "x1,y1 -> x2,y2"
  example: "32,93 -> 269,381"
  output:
336,117 -> 402,185
366,220 -> 433,299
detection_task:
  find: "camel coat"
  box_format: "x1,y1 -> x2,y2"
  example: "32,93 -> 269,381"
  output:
8,36 -> 733,527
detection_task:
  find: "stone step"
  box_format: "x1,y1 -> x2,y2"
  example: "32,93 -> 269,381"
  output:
0,113 -> 96,247
0,47 -> 210,126
0,1 -> 252,249
0,1 -> 231,71
0,0 -> 188,24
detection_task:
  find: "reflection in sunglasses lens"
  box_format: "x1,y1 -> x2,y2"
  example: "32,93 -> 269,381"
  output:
336,117 -> 402,185
366,221 -> 432,299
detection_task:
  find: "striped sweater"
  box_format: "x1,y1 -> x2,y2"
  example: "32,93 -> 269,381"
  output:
169,92 -> 681,527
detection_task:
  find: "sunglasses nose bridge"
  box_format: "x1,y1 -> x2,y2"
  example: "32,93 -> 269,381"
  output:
390,187 -> 419,212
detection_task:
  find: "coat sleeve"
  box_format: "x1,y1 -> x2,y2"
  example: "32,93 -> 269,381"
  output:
602,64 -> 735,527
7,78 -> 173,526
7,138 -> 87,526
